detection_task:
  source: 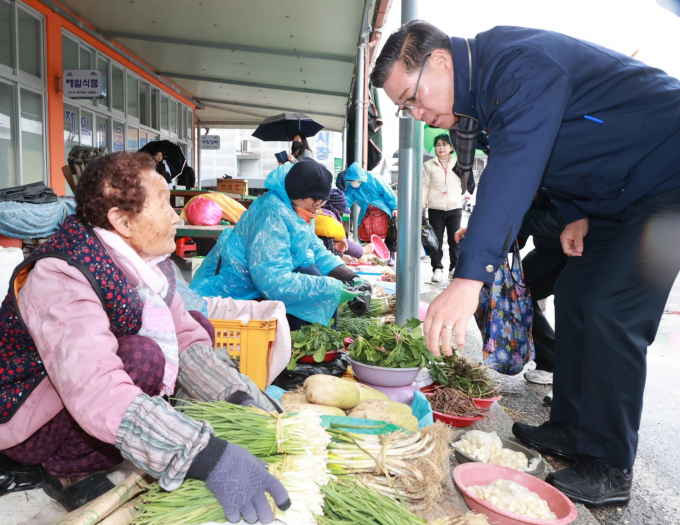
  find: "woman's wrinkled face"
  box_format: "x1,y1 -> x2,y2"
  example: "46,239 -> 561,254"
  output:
127,170 -> 179,260
435,139 -> 453,158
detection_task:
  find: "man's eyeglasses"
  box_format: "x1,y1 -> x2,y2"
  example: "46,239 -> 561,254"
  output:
395,53 -> 432,118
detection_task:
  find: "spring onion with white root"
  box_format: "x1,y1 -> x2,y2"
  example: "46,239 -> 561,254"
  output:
176,400 -> 331,458
133,453 -> 330,525
136,402 -> 332,525
326,423 -> 453,511
318,476 -> 492,525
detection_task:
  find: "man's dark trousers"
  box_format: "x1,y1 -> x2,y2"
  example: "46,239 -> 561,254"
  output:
428,208 -> 462,271
552,185 -> 680,469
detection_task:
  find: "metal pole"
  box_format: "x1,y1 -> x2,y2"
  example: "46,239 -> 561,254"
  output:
396,0 -> 422,325
196,124 -> 201,189
342,121 -> 348,170
351,40 -> 367,242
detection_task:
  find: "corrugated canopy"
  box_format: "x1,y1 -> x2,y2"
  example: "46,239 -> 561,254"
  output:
57,0 -> 373,131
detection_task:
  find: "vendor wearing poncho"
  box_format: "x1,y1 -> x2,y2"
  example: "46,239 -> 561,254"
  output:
0,152 -> 289,523
191,159 -> 369,330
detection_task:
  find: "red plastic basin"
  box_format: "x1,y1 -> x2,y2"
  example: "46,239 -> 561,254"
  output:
453,463 -> 578,525
473,396 -> 502,409
299,350 -> 339,363
432,410 -> 484,428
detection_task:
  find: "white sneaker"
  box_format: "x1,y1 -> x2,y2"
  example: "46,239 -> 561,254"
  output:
431,269 -> 443,282
524,370 -> 554,385
448,270 -> 454,280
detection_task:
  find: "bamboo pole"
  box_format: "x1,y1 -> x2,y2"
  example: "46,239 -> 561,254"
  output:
97,499 -> 142,525
49,471 -> 147,525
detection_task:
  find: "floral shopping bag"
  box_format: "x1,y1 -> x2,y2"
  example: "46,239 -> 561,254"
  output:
474,241 -> 535,375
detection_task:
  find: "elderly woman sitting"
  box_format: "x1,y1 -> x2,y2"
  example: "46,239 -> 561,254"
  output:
0,152 -> 289,522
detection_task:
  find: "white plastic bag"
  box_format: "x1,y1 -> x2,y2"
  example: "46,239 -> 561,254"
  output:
0,247 -> 24,298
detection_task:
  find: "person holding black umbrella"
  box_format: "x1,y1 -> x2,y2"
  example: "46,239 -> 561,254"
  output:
152,151 -> 172,185
288,133 -> 314,163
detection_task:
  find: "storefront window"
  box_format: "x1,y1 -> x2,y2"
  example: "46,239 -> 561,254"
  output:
97,57 -> 109,109
151,88 -> 158,129
17,8 -> 41,80
127,126 -> 138,151
139,82 -> 149,126
80,48 -> 92,70
19,88 -> 44,183
127,74 -> 138,118
139,130 -> 148,148
62,35 -> 78,71
169,100 -> 177,135
112,65 -> 124,113
1,2 -> 13,69
187,108 -> 192,140
112,120 -> 125,152
0,81 -> 17,188
63,103 -> 79,163
95,114 -> 107,149
160,94 -> 168,130
79,109 -> 93,147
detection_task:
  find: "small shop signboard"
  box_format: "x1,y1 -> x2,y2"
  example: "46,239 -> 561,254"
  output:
63,70 -> 104,99
200,135 -> 221,150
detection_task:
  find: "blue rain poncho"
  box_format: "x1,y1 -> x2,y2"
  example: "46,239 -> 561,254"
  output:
345,162 -> 398,224
190,164 -> 345,324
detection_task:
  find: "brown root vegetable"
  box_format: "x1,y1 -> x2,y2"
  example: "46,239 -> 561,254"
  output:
281,388 -> 307,406
427,387 -> 486,418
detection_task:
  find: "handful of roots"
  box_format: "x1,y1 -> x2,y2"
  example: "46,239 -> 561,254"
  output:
328,422 -> 453,511
427,387 -> 486,418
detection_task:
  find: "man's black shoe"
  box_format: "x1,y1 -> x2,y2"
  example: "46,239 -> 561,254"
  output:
512,420 -> 580,461
0,455 -> 44,496
41,470 -> 114,512
546,456 -> 632,507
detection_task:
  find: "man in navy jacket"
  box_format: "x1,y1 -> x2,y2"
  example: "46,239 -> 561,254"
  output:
372,21 -> 680,506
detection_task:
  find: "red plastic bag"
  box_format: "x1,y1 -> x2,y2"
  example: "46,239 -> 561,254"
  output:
185,198 -> 222,226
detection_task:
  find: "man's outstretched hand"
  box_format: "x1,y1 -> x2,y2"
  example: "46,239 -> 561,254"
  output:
423,278 -> 484,356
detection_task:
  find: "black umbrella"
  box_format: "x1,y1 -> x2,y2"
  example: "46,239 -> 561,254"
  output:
139,140 -> 186,178
392,148 -> 435,163
252,112 -> 324,142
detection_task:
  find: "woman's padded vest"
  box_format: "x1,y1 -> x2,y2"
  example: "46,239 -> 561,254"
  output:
0,215 -> 176,423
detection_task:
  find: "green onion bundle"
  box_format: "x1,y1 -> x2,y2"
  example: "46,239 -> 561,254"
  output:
176,400 -> 330,458
339,297 -> 394,319
336,317 -> 382,337
136,403 -> 332,525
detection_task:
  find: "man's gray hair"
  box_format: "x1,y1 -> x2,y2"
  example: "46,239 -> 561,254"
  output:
370,20 -> 450,88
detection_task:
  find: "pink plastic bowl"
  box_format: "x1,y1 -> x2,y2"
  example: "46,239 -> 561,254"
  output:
371,234 -> 390,260
453,463 -> 578,525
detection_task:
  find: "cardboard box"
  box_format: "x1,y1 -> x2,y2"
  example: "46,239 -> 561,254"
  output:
216,179 -> 248,195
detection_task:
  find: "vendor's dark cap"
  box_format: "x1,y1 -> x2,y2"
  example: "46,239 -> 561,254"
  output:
285,158 -> 333,201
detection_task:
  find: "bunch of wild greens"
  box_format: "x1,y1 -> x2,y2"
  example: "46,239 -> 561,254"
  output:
288,322 -> 349,370
348,319 -> 447,381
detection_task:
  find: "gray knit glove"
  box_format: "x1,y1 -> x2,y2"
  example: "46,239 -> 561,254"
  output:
188,437 -> 290,524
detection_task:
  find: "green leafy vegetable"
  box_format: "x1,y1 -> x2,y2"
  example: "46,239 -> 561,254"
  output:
288,322 -> 349,370
348,318 -> 445,376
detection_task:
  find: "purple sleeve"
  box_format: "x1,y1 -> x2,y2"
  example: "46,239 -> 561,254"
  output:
345,239 -> 364,259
